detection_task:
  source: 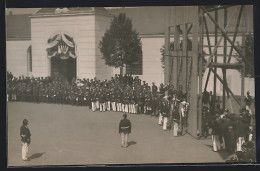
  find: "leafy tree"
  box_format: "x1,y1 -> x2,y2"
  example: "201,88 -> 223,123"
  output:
160,41 -> 175,70
235,33 -> 254,78
99,13 -> 142,75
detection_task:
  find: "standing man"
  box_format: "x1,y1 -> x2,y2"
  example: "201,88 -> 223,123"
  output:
20,119 -> 31,161
119,113 -> 132,148
245,91 -> 252,115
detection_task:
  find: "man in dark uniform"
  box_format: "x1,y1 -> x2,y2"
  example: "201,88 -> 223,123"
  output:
172,106 -> 180,136
159,83 -> 165,97
152,82 -> 158,94
245,91 -> 252,115
20,119 -> 31,161
116,91 -> 122,112
236,115 -> 250,151
202,90 -> 210,106
119,113 -> 132,148
111,92 -> 116,111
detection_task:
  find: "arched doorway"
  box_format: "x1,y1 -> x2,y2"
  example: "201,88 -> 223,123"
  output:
46,32 -> 77,81
51,57 -> 76,82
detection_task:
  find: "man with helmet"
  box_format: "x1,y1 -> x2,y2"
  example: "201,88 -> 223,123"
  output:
20,119 -> 31,161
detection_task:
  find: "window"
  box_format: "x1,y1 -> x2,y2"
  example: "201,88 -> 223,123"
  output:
27,45 -> 32,72
126,60 -> 143,75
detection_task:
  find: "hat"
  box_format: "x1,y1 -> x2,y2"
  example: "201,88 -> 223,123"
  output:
23,119 -> 28,125
224,108 -> 229,113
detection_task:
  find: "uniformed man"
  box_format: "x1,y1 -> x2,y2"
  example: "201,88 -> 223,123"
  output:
211,115 -> 221,152
119,113 -> 131,148
159,83 -> 165,97
162,97 -> 169,130
245,91 -> 252,115
152,82 -> 158,94
99,90 -> 106,112
91,91 -> 96,112
20,119 -> 31,161
116,90 -> 122,112
111,93 -> 116,111
172,106 -> 180,136
106,91 -> 111,111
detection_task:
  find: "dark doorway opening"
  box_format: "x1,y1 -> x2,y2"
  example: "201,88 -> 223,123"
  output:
51,57 -> 76,82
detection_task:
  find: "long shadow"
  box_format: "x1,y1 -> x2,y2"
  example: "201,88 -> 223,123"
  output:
205,144 -> 233,160
28,152 -> 45,161
128,141 -> 136,147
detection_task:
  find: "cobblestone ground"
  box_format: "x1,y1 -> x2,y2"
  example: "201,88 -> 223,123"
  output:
7,102 -> 232,166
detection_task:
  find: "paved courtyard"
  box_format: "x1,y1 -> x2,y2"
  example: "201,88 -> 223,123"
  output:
7,102 -> 232,166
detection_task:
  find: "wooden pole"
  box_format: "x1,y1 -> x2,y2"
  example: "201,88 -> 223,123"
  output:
222,8 -> 227,110
188,6 -> 199,137
201,6 -> 254,70
198,8 -> 204,135
241,63 -> 245,107
164,7 -> 171,86
209,67 -> 241,106
182,24 -> 187,91
213,9 -> 218,113
227,5 -> 244,63
173,26 -> 180,89
241,30 -> 246,107
203,15 -> 212,91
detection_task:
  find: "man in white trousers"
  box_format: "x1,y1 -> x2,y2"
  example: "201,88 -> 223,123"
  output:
172,106 -> 180,136
119,113 -> 132,148
20,119 -> 31,161
211,115 -> 221,152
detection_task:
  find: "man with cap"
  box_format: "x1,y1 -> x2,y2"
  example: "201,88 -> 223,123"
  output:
152,82 -> 158,94
111,93 -> 116,112
161,96 -> 169,130
236,114 -> 250,152
119,113 -> 132,148
211,115 -> 221,152
20,119 -> 31,161
172,106 -> 180,136
245,91 -> 252,115
116,90 -> 122,112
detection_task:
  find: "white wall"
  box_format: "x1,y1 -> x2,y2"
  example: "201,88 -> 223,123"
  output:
6,40 -> 31,77
95,15 -> 113,80
31,15 -> 97,78
138,36 -> 164,86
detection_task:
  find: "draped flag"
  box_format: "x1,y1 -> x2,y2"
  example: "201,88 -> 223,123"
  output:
46,33 -> 77,59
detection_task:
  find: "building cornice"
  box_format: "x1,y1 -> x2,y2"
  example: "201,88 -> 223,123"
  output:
6,37 -> 31,41
30,11 -> 113,18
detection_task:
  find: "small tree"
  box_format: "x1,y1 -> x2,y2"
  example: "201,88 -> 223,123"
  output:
235,33 -> 254,78
99,13 -> 142,76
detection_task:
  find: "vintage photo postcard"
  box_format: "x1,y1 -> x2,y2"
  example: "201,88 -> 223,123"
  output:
6,5 -> 256,166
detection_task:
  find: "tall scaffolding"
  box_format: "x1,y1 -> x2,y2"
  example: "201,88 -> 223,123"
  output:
164,5 -> 252,137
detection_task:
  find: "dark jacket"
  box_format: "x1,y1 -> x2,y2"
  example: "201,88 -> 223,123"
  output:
211,120 -> 221,135
237,120 -> 249,138
119,118 -> 131,134
20,125 -> 31,144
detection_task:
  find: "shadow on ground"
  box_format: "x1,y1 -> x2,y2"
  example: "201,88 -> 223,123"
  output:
128,141 -> 136,147
28,152 -> 45,161
205,144 -> 233,160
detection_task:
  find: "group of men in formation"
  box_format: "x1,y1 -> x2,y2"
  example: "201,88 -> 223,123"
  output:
201,89 -> 254,153
7,71 -> 188,134
7,71 -> 255,153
